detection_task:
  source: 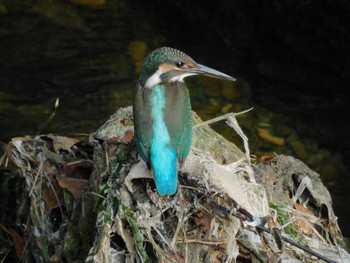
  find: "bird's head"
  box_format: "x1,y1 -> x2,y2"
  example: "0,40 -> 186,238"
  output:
139,47 -> 235,88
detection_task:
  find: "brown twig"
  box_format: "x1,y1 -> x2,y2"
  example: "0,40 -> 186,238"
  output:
177,239 -> 226,247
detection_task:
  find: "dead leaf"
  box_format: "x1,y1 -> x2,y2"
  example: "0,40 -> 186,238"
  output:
292,217 -> 315,236
8,228 -> 24,258
64,160 -> 93,179
47,134 -> 81,152
193,210 -> 214,238
43,187 -> 61,211
43,161 -> 58,175
120,130 -> 134,143
56,175 -> 88,198
260,154 -> 276,164
293,203 -> 314,216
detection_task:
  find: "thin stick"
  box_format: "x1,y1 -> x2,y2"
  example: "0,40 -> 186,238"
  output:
209,199 -> 338,263
177,239 -> 227,247
194,108 -> 254,128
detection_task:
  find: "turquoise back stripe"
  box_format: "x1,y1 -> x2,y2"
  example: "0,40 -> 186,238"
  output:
150,86 -> 177,196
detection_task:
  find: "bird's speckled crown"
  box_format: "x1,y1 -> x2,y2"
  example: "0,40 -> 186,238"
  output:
139,47 -> 195,86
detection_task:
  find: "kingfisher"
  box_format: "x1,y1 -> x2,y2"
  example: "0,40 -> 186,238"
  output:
133,47 -> 235,196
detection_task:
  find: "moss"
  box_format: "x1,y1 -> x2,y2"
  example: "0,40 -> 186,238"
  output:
119,204 -> 150,263
63,189 -> 75,213
64,226 -> 81,262
80,203 -> 98,259
269,203 -> 304,245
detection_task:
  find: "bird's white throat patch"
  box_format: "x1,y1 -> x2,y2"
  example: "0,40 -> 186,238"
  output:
145,68 -> 163,89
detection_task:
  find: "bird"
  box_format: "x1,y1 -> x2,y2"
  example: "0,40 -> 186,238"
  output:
133,47 -> 235,196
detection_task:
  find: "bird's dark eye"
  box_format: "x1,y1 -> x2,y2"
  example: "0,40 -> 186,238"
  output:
176,61 -> 185,68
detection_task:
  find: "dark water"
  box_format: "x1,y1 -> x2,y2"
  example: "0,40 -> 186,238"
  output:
1,0 -> 350,238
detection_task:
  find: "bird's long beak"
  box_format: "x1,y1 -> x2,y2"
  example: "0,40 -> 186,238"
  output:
188,63 -> 235,81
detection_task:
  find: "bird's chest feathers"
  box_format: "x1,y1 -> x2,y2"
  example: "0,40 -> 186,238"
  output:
150,86 -> 171,145
148,84 -> 188,140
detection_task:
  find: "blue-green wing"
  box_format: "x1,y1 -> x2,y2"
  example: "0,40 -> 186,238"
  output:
133,84 -> 153,163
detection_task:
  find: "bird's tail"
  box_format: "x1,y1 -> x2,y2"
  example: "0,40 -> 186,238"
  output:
151,147 -> 178,196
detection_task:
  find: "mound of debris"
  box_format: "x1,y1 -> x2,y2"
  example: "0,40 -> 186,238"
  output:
1,107 -> 349,262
